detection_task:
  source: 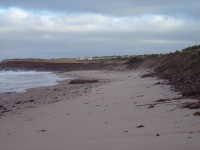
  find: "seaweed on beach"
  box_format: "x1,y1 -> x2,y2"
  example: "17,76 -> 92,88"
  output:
69,79 -> 99,84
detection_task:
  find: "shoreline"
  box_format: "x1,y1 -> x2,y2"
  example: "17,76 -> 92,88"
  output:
0,70 -> 72,95
0,69 -> 200,150
0,71 -> 103,117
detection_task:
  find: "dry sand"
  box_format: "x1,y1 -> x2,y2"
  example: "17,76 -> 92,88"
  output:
0,70 -> 200,150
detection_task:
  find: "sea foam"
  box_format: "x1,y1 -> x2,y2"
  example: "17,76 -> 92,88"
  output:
0,71 -> 69,94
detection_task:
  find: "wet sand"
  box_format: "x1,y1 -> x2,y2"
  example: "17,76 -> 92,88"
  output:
0,70 -> 200,150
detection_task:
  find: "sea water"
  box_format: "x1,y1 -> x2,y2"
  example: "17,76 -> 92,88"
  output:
0,71 -> 70,94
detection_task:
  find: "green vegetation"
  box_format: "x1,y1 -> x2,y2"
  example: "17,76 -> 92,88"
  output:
181,45 -> 200,52
156,45 -> 200,74
127,56 -> 144,65
143,54 -> 161,59
0,53 -> 161,66
1,58 -> 103,64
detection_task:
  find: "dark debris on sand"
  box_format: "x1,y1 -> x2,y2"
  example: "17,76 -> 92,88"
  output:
69,79 -> 99,84
182,101 -> 200,109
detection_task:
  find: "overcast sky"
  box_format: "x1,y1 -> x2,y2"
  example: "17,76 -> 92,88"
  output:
0,0 -> 200,60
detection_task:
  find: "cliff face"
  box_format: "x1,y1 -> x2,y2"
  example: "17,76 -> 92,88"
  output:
0,61 -> 105,71
153,50 -> 200,97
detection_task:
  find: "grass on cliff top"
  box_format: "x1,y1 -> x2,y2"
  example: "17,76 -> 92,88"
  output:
1,55 -> 135,64
2,58 -> 92,63
156,49 -> 200,74
1,54 -> 163,66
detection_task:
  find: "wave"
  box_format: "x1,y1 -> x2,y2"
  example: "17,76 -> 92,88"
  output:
0,71 -> 69,94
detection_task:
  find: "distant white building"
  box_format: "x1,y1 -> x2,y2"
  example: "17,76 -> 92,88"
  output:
87,57 -> 93,60
76,57 -> 93,61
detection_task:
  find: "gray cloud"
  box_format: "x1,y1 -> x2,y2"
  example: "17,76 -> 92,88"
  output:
1,0 -> 200,16
0,0 -> 200,60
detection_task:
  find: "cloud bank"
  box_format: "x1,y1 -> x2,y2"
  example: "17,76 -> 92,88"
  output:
0,0 -> 200,60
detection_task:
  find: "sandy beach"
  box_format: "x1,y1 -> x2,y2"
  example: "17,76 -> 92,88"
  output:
0,69 -> 200,150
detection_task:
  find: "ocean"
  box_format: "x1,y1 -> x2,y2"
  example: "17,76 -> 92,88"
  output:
0,71 -> 70,94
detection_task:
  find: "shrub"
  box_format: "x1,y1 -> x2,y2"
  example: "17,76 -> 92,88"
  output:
128,57 -> 144,65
